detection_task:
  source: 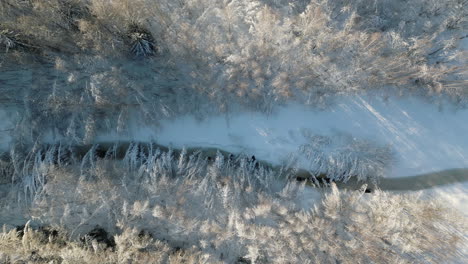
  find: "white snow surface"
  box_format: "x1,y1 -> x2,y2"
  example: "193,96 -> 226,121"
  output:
415,181 -> 468,216
95,95 -> 468,178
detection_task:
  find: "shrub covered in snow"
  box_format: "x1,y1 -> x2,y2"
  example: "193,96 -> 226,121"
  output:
298,132 -> 394,182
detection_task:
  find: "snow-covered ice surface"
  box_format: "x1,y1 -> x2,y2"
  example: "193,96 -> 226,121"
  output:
96,95 -> 468,178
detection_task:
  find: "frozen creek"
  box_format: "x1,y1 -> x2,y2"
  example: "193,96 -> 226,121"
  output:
1,94 -> 467,214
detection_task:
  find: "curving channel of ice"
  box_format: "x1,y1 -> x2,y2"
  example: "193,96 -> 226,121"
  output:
1,94 -> 467,214
93,95 -> 468,178
1,94 -> 467,179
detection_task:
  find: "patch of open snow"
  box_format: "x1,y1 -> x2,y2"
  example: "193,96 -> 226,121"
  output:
93,95 -> 468,178
416,181 -> 468,216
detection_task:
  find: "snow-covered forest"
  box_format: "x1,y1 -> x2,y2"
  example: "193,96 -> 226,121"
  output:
0,0 -> 467,263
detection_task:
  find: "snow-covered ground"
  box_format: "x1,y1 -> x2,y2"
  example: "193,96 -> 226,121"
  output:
94,95 -> 468,178
414,181 -> 468,217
